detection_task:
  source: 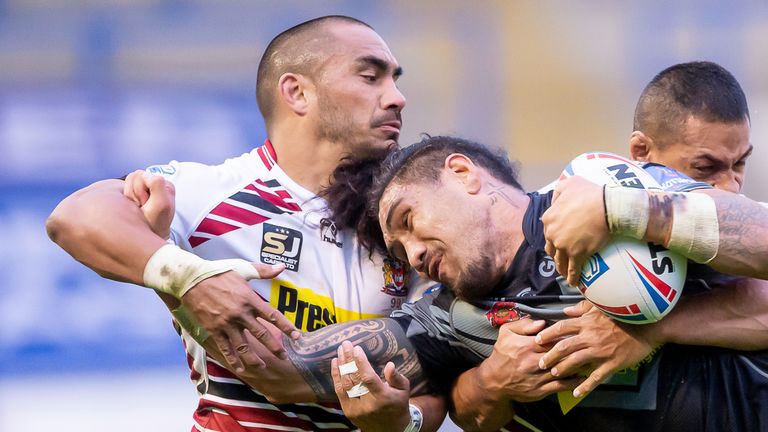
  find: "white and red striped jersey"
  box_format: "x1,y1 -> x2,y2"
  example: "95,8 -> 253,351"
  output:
147,140 -> 414,431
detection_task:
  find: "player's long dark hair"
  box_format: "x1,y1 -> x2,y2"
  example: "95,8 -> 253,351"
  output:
321,135 -> 523,256
320,155 -> 388,255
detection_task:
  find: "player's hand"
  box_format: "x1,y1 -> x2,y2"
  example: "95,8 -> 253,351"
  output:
542,176 -> 611,286
331,341 -> 411,432
181,265 -> 301,373
123,170 -> 175,239
478,319 -> 580,403
535,300 -> 661,398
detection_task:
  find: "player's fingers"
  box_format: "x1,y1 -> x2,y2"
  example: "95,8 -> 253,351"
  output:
212,333 -> 247,373
573,364 -> 614,398
352,345 -> 385,393
122,171 -> 140,204
249,294 -> 300,340
544,239 -> 556,259
562,300 -> 593,318
144,173 -> 175,208
132,172 -> 152,205
383,361 -> 410,392
551,178 -> 566,203
242,317 -> 287,361
500,318 -> 546,336
247,262 -> 286,280
331,358 -> 350,401
538,376 -> 581,395
546,346 -> 597,378
567,256 -> 583,287
229,328 -> 267,371
554,249 -> 569,279
536,318 -> 578,350
125,170 -> 150,205
336,342 -> 359,393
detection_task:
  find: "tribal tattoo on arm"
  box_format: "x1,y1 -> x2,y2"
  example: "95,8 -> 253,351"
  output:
710,191 -> 768,279
283,318 -> 430,402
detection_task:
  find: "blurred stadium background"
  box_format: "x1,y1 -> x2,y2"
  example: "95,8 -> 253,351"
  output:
1,1 -> 767,431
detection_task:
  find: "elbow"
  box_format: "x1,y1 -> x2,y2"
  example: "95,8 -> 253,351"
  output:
46,201 -> 78,246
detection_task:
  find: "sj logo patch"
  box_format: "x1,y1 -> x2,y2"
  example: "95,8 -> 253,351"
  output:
261,223 -> 303,272
381,257 -> 409,297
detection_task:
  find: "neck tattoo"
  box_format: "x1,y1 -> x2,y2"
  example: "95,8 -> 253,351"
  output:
487,181 -> 519,207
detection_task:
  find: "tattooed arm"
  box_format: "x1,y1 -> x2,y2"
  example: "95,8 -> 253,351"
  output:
200,318 -> 429,404
542,176 -> 768,282
205,318 -> 447,432
281,318 -> 430,402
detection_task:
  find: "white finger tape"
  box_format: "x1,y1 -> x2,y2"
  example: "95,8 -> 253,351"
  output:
346,383 -> 370,398
338,361 -> 359,376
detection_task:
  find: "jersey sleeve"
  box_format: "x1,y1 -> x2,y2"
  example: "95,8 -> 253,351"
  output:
640,163 -> 713,192
145,161 -> 230,247
391,288 -> 484,392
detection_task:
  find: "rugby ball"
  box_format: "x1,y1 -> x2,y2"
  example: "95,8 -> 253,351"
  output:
578,238 -> 687,324
559,152 -> 687,324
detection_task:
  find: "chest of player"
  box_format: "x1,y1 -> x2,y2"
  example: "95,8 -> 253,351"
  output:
190,212 -> 409,332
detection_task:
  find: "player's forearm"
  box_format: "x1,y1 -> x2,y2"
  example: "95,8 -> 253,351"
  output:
46,179 -> 166,284
609,187 -> 768,279
449,367 -> 514,432
706,190 -> 768,279
652,278 -> 768,350
284,318 -> 429,402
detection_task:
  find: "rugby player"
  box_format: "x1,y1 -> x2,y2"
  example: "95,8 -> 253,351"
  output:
327,135 -> 768,431
143,135 -> 768,431
46,16 -> 445,432
450,61 -> 765,430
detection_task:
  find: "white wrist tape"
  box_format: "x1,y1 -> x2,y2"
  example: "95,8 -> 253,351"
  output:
667,192 -> 719,263
604,186 -> 649,240
143,244 -> 262,299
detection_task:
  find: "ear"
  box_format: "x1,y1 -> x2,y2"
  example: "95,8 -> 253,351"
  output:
629,131 -> 653,162
444,153 -> 482,194
277,73 -> 312,116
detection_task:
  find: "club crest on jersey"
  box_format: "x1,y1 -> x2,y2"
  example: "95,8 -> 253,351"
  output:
485,302 -> 529,327
260,223 -> 303,271
319,217 -> 342,248
580,252 -> 609,290
381,258 -> 409,297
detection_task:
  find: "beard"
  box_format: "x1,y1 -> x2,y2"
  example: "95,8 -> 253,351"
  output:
315,91 -> 399,158
450,253 -> 499,302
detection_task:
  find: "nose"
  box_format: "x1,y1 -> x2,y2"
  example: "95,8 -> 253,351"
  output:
713,171 -> 742,194
404,239 -> 426,272
382,79 -> 406,111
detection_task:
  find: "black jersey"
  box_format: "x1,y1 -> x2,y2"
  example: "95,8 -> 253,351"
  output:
391,184 -> 768,431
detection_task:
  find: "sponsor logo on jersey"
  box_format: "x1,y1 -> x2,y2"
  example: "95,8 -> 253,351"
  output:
261,223 -> 303,271
270,279 -> 381,331
147,164 -> 176,176
381,257 -> 409,297
319,217 -> 342,248
579,252 -> 609,290
538,256 -> 556,277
